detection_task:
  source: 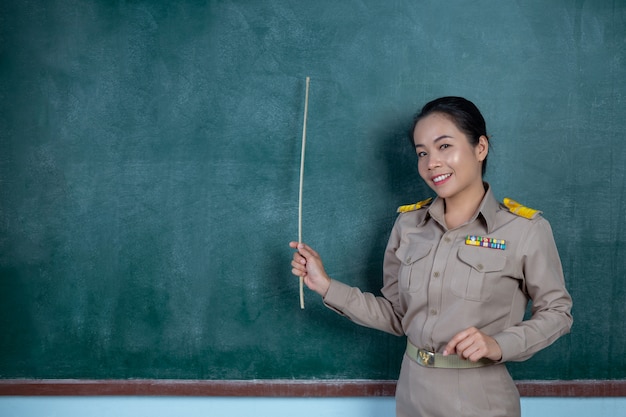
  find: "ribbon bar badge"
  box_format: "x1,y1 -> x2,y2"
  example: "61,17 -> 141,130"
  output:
465,235 -> 506,250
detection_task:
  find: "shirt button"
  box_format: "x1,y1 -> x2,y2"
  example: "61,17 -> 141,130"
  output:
433,272 -> 440,278
406,256 -> 412,263
444,237 -> 451,243
477,264 -> 484,271
430,309 -> 438,315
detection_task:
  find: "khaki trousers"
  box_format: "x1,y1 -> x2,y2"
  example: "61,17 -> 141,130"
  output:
396,354 -> 521,417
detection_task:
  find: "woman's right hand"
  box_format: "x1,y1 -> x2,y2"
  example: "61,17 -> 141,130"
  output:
289,242 -> 331,297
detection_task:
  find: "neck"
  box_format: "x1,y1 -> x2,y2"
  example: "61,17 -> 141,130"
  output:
443,182 -> 486,229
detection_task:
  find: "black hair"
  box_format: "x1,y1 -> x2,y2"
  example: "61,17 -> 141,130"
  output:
410,96 -> 490,176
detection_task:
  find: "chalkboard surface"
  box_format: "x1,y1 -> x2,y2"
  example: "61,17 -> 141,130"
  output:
1,0 -> 624,381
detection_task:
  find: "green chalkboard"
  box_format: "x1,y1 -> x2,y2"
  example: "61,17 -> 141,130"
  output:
1,0 -> 624,381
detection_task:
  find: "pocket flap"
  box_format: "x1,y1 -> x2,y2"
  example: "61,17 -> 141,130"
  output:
457,246 -> 506,272
396,242 -> 432,265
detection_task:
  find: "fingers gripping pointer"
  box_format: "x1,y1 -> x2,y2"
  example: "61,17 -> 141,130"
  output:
289,242 -> 331,297
443,327 -> 503,362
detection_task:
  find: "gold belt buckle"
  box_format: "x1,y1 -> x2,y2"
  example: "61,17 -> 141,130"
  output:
417,348 -> 435,367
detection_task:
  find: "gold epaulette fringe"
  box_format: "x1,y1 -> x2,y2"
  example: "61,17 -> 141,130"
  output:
397,197 -> 433,213
503,197 -> 541,219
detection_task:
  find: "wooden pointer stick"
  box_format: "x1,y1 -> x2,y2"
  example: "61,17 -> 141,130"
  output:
298,76 -> 310,310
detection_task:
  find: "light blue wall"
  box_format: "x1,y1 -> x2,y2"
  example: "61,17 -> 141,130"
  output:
1,397 -> 625,417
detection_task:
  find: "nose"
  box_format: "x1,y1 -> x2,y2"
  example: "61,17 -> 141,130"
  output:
427,156 -> 441,170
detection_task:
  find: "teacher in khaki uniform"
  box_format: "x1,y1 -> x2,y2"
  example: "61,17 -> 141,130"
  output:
290,96 -> 572,417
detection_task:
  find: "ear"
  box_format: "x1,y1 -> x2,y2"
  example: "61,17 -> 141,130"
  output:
476,135 -> 489,162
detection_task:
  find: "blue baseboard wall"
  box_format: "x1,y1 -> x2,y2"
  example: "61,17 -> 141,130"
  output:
1,397 -> 625,417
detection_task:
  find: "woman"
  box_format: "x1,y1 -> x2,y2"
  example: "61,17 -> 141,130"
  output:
289,96 -> 572,416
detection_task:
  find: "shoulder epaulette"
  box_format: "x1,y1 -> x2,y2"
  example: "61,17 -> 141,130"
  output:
397,197 -> 433,213
503,197 -> 542,219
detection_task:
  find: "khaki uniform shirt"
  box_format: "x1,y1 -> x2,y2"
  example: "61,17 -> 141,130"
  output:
323,184 -> 572,362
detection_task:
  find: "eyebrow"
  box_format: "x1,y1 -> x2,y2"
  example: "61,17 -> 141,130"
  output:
414,135 -> 454,148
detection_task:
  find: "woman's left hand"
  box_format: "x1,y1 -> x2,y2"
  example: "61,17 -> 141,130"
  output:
443,327 -> 503,362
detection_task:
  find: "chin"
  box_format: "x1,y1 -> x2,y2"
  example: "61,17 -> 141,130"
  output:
432,188 -> 456,200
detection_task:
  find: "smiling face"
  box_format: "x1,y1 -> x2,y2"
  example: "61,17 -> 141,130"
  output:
413,112 -> 488,203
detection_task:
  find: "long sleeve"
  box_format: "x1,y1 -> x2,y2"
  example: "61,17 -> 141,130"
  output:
492,218 -> 573,362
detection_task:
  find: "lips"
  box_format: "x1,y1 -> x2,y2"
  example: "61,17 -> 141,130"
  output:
432,173 -> 452,185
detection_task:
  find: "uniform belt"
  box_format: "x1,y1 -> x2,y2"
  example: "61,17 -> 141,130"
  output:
406,340 -> 493,369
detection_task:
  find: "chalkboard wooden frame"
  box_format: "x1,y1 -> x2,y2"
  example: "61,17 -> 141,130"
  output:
2,0 -> 625,387
1,380 -> 625,397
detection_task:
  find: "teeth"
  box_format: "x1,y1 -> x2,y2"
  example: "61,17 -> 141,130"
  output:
433,174 -> 451,183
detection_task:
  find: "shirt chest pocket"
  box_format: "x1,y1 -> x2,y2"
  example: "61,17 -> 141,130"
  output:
450,246 -> 507,302
395,242 -> 432,292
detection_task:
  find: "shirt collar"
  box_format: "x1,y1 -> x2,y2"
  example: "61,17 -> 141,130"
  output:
426,183 -> 499,233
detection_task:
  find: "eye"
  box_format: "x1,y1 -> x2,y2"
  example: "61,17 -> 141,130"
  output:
417,151 -> 427,158
440,143 -> 451,150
